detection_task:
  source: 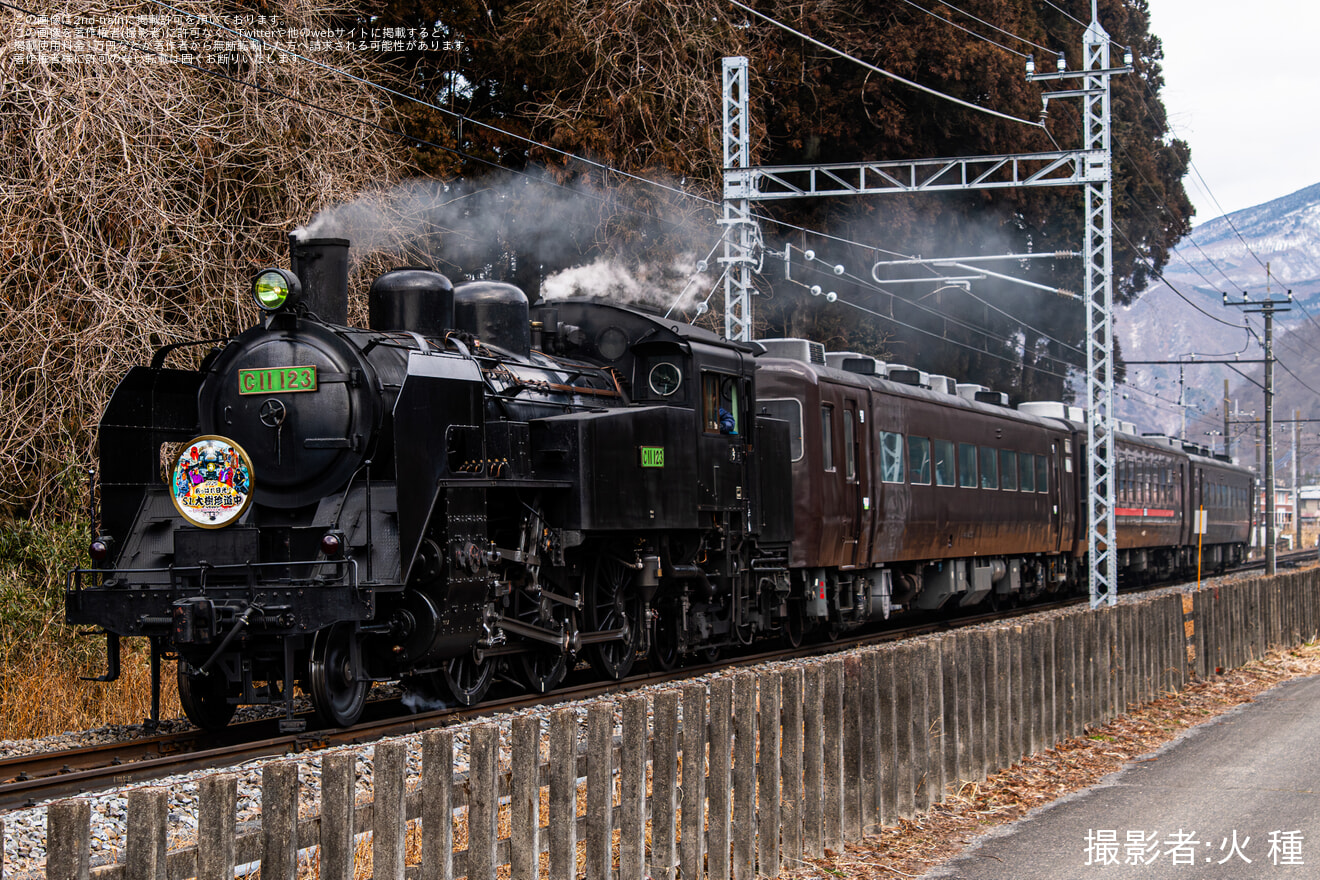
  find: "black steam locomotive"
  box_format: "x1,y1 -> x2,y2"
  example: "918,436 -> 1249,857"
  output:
66,237 -> 1252,731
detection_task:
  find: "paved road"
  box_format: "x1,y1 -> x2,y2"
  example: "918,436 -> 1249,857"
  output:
925,675 -> 1320,878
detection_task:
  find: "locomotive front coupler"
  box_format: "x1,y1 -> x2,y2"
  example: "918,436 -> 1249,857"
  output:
192,604 -> 260,677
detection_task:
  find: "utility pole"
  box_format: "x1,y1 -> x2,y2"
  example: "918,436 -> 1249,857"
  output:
1295,409 -> 1301,551
1255,425 -> 1263,556
1226,288 -> 1291,574
1224,380 -> 1231,458
1178,362 -> 1186,441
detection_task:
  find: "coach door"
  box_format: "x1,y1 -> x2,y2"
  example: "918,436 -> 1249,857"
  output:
1052,437 -> 1076,553
842,397 -> 870,566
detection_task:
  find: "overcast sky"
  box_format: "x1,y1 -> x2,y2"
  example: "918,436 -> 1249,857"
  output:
1146,0 -> 1317,225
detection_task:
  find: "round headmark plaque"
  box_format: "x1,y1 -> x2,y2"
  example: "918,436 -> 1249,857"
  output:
170,436 -> 254,528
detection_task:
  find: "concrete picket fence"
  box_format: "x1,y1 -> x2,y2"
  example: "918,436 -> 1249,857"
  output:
18,568 -> 1320,880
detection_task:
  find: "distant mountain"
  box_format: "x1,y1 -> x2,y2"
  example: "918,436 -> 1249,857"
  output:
1117,182 -> 1320,452
1179,182 -> 1320,286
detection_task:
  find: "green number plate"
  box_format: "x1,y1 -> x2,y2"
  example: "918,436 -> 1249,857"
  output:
238,366 -> 318,395
640,446 -> 664,468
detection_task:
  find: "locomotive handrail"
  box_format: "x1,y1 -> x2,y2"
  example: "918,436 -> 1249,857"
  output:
148,336 -> 231,369
67,557 -> 360,591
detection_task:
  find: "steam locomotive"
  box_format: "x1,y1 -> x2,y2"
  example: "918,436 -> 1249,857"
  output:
66,237 -> 1253,731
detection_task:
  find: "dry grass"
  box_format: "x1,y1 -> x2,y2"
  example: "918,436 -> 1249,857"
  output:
0,0 -> 425,737
0,0 -> 416,520
0,639 -> 179,740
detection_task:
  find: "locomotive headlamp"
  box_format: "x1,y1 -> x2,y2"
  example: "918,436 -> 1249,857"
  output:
252,268 -> 303,312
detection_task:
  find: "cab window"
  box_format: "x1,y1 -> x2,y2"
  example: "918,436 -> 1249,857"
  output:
645,359 -> 683,399
702,374 -> 740,435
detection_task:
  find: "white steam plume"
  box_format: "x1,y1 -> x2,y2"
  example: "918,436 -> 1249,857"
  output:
293,169 -> 716,310
540,254 -> 716,312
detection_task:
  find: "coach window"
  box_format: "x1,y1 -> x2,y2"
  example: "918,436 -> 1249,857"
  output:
821,405 -> 834,471
1035,454 -> 1049,493
979,446 -> 999,489
934,439 -> 956,486
1000,449 -> 1018,491
881,431 -> 904,483
958,442 -> 977,488
760,398 -> 804,461
843,411 -> 857,481
1018,451 -> 1035,492
908,436 -> 932,485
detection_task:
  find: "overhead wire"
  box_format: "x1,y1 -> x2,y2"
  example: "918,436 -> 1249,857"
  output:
1038,0 -> 1272,305
1126,79 -> 1319,397
791,255 -> 1076,384
1037,0 -> 1087,29
1131,73 -> 1274,285
1110,226 -> 1248,332
725,0 -> 1045,129
662,235 -> 732,319
1113,139 -> 1244,296
924,0 -> 1056,54
892,0 -> 1033,58
790,244 -> 1088,362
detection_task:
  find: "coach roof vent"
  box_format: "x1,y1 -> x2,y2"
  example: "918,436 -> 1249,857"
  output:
1118,420 -> 1138,435
1018,401 -> 1066,419
886,365 -> 930,389
975,390 -> 1009,406
841,356 -> 884,376
825,350 -> 862,369
1141,433 -> 1181,449
826,350 -> 884,375
759,338 -> 826,365
958,383 -> 988,402
929,374 -> 957,395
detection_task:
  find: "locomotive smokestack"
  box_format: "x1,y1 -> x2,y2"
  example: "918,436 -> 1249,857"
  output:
289,234 -> 349,324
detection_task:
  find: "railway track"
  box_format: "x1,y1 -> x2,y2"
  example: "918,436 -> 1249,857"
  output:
5,556 -> 1310,813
